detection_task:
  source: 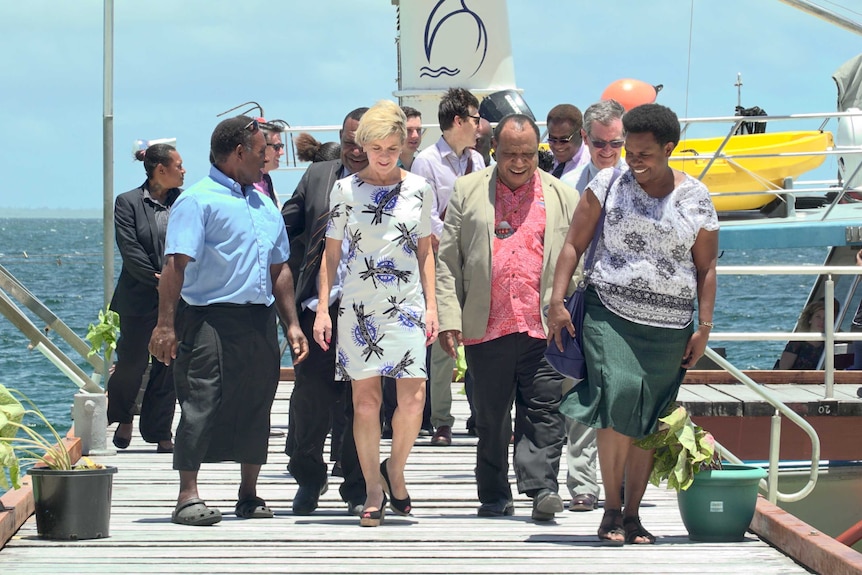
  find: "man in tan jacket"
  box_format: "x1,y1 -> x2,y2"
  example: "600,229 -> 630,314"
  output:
436,114 -> 580,521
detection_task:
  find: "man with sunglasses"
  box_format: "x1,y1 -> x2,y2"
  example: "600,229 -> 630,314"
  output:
412,87 -> 486,447
545,104 -> 591,180
559,99 -> 626,513
253,120 -> 286,206
149,115 -> 308,526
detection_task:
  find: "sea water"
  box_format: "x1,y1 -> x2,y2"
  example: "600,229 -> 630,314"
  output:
0,217 -> 827,432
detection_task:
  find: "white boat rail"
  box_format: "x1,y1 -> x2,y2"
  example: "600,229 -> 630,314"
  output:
705,264 -> 862,504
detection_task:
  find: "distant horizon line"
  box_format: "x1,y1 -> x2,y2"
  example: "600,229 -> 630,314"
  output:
2,208 -> 102,219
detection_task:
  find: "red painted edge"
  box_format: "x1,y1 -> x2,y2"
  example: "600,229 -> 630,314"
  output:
753,497 -> 862,575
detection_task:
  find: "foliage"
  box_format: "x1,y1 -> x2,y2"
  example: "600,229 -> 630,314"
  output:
0,384 -> 102,491
634,403 -> 719,492
85,308 -> 120,365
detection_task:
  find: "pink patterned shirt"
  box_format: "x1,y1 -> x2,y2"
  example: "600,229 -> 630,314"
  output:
464,172 -> 546,345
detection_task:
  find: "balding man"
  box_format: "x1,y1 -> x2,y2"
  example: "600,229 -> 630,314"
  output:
436,114 -> 578,521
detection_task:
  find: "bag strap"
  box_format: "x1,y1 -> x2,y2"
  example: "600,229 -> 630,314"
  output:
582,167 -> 621,280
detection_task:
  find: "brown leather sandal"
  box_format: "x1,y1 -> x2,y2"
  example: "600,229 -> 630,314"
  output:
623,515 -> 656,544
597,508 -> 625,546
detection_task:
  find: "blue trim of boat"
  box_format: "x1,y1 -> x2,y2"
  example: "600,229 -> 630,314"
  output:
720,219 -> 862,249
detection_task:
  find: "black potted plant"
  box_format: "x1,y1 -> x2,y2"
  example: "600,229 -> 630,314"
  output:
0,384 -> 117,540
635,402 -> 767,542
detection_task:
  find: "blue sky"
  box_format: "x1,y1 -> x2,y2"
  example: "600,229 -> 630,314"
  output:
0,0 -> 860,211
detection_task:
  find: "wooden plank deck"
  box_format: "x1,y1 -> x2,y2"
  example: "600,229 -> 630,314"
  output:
0,380 -> 842,574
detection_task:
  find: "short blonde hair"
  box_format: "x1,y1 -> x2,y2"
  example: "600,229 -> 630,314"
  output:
355,100 -> 407,148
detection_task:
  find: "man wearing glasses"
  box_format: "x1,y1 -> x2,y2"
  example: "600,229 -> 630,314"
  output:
412,87 -> 486,447
252,120 -> 286,206
545,104 -> 590,180
560,99 -> 626,513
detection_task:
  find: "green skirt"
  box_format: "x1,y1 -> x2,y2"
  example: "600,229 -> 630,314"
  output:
559,287 -> 692,439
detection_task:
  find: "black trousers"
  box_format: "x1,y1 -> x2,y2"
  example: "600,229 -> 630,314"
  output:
465,332 -> 565,503
285,303 -> 365,504
106,309 -> 176,443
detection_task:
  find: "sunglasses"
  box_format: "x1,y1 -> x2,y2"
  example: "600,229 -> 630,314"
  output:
267,143 -> 285,151
590,138 -> 625,149
243,118 -> 260,132
547,133 -> 578,145
465,114 -> 481,126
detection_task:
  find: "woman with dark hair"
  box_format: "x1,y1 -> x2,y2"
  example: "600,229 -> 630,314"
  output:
547,103 -> 719,545
775,298 -> 836,369
108,143 -> 185,453
295,132 -> 341,163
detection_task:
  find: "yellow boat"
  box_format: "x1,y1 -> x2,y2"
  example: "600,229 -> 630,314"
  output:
542,130 -> 834,211
671,130 -> 833,211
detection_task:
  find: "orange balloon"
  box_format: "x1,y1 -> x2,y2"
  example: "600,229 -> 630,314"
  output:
601,79 -> 658,111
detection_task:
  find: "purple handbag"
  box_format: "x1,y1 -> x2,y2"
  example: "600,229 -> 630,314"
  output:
545,168 -> 620,379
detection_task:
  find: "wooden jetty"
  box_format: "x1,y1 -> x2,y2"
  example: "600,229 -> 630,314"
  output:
2,376 -> 862,574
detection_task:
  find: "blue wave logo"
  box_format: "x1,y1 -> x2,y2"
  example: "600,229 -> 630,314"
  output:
419,66 -> 460,78
421,0 -> 488,79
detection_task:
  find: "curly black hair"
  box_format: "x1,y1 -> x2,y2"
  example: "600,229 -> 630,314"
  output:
622,103 -> 680,146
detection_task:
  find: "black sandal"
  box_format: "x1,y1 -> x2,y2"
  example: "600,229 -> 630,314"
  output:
359,493 -> 388,527
623,515 -> 656,544
380,458 -> 412,516
597,508 -> 625,546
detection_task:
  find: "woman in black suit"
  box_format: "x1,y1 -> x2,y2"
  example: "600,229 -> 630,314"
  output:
108,143 -> 184,452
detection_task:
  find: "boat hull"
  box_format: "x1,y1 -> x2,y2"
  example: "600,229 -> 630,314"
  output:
671,131 -> 834,211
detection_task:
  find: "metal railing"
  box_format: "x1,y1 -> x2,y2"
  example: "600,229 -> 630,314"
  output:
706,264 -> 862,503
0,263 -> 102,393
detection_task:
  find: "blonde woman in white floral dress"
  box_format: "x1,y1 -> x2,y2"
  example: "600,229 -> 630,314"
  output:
313,100 -> 438,527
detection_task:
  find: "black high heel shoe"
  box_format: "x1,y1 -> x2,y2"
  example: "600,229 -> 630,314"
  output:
359,493 -> 387,527
112,427 -> 131,450
380,458 -> 412,516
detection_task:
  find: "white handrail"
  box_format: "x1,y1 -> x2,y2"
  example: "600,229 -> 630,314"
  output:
703,347 -> 820,504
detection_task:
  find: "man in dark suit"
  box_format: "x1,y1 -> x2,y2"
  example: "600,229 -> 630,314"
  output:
281,107 -> 369,515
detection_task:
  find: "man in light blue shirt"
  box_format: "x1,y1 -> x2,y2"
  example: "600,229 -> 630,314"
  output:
149,115 -> 308,527
559,99 -> 626,513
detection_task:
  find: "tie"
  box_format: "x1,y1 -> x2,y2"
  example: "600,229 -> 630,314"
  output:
551,161 -> 566,179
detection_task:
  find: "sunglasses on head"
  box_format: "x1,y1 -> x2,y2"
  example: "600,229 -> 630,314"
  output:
243,118 -> 260,132
547,133 -> 577,145
590,138 -> 624,150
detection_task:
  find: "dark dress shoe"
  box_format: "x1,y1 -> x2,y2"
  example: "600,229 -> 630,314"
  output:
531,489 -> 563,521
292,480 -> 328,515
431,425 -> 452,446
156,441 -> 174,453
477,499 -> 514,517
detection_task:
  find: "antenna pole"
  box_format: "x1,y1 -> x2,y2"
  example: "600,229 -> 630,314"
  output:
734,73 -> 743,110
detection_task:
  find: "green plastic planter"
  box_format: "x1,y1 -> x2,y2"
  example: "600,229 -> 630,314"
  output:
28,466 -> 117,540
677,463 -> 767,542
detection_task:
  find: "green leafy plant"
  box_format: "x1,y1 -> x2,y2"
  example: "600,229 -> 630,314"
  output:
634,402 -> 719,491
0,384 -> 102,490
85,307 -> 120,366
1,384 -> 70,489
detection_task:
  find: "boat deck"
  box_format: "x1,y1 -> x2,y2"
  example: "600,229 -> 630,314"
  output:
0,379 -> 851,574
